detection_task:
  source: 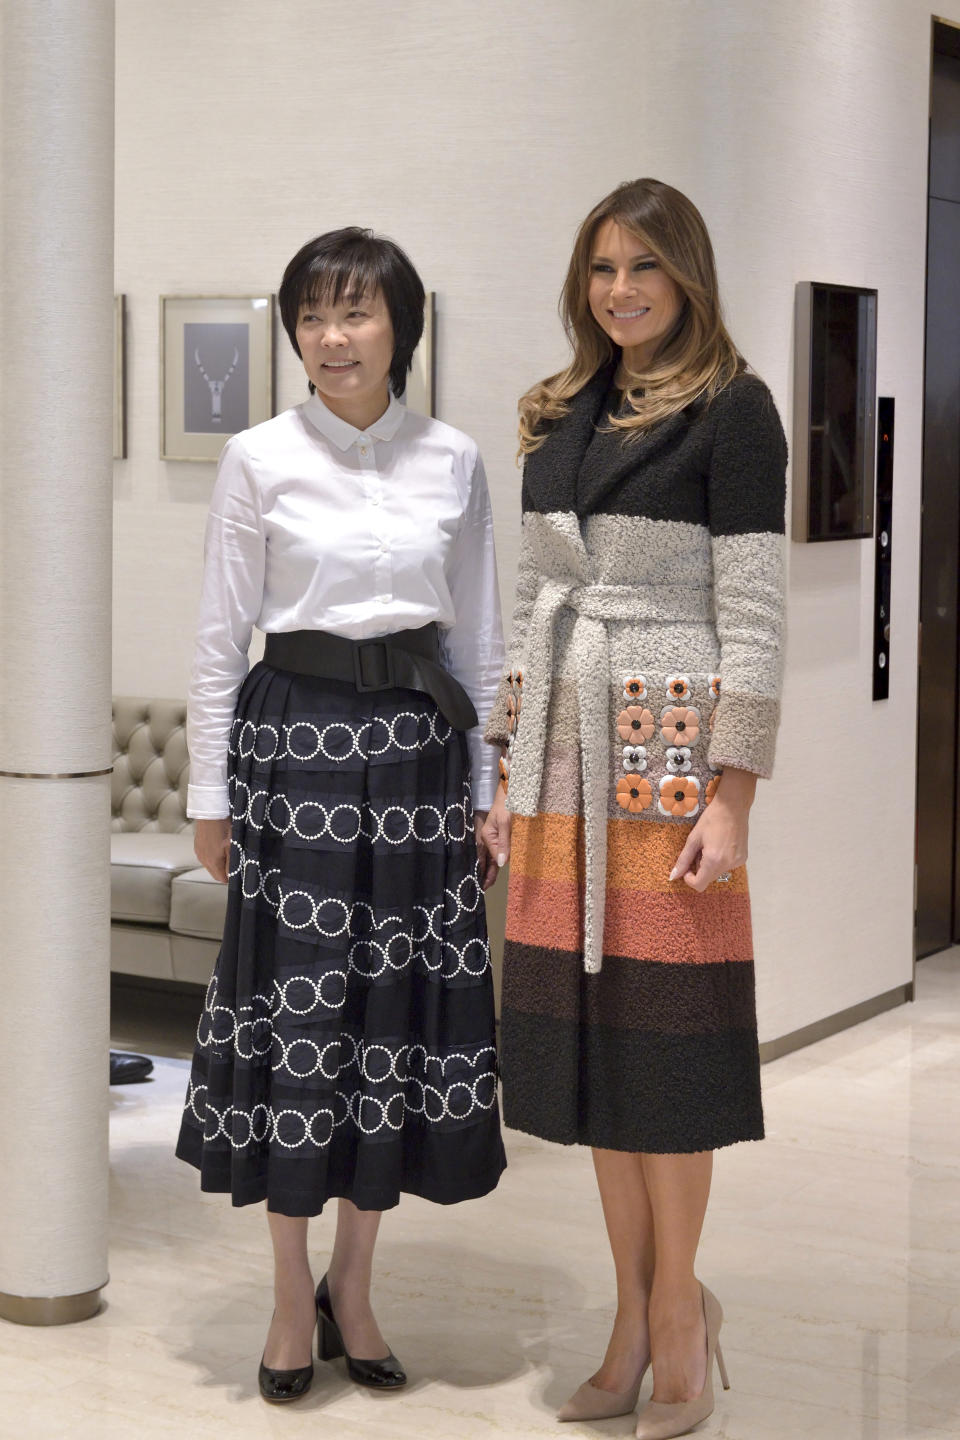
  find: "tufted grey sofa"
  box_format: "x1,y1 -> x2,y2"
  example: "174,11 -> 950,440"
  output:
111,697 -> 227,985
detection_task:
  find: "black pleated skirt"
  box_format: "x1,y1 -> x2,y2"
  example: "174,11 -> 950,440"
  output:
175,661 -> 506,1216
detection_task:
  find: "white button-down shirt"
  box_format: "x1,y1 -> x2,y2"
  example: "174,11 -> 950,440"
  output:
186,392 -> 505,817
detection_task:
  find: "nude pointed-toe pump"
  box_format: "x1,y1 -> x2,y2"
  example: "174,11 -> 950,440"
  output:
633,1284 -> 729,1440
557,1358 -> 650,1423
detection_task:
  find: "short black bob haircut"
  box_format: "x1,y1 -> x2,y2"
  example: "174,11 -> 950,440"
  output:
279,227 -> 426,398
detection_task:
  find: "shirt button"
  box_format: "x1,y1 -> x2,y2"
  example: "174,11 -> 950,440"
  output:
371,494 -> 381,506
359,446 -> 368,456
379,595 -> 390,604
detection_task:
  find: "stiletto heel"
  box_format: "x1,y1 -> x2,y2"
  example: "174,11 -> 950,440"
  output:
634,1283 -> 726,1439
715,1339 -> 730,1391
557,1357 -> 649,1422
315,1274 -> 406,1389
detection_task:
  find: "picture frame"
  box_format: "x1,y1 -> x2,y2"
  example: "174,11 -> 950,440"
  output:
114,294 -> 126,460
402,291 -> 435,417
792,281 -> 877,541
160,294 -> 274,460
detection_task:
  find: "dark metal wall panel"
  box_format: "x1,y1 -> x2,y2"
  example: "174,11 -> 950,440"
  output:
917,193 -> 960,956
930,51 -> 960,202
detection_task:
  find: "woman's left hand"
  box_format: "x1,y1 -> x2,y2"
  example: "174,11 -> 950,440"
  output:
473,810 -> 500,892
669,768 -> 757,892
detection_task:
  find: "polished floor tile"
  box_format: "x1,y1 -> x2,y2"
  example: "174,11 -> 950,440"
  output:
1,952 -> 958,1439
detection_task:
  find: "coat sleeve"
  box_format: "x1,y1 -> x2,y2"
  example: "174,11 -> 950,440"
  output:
482,503 -> 540,754
705,376 -> 787,779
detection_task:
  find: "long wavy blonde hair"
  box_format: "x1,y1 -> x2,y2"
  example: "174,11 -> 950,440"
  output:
518,178 -> 744,453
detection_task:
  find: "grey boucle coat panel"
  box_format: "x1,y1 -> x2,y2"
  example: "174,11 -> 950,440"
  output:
484,368 -> 787,973
487,367 -> 787,788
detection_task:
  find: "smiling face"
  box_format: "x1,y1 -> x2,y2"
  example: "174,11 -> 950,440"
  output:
295,285 -> 395,428
587,218 -> 685,373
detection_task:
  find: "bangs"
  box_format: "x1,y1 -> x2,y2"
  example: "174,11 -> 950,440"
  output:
296,252 -> 383,314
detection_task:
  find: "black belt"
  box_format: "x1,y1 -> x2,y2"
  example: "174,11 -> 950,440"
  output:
263,624 -> 479,732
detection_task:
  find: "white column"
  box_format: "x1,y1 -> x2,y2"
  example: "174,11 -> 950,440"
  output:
0,0 -> 115,1325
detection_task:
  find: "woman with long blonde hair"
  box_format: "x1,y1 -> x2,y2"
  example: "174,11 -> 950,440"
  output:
482,178 -> 787,1438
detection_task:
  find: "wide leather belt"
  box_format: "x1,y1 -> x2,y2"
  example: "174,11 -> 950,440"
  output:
263,624 -> 478,732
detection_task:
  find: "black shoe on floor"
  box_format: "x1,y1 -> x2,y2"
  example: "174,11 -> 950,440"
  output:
258,1356 -> 314,1404
109,1051 -> 154,1084
316,1275 -> 406,1389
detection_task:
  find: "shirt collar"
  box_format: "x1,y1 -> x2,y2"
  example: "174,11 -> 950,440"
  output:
304,391 -> 406,452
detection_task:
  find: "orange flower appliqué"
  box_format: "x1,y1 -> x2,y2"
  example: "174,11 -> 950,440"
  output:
665,674 -> 691,702
659,775 -> 701,818
708,674 -> 721,699
705,775 -> 720,805
623,674 -> 648,702
616,776 -> 653,813
499,755 -> 510,790
506,692 -> 517,733
616,706 -> 655,743
660,705 -> 701,746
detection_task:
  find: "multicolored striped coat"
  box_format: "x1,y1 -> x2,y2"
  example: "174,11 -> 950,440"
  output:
484,366 -> 788,973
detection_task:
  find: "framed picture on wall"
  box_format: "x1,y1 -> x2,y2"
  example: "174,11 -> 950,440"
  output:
401,291 -> 435,417
114,294 -> 126,460
160,294 -> 275,460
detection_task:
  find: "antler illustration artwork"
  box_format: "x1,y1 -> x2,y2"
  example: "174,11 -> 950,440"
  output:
194,346 -> 240,422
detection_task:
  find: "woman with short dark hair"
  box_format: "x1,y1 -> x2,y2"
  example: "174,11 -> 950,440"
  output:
177,227 -> 507,1403
482,180 -> 787,1439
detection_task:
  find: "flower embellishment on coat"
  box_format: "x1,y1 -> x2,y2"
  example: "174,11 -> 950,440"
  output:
616,776 -> 653,813
622,744 -> 647,772
499,755 -> 510,790
708,674 -> 721,700
665,745 -> 692,775
705,775 -> 720,805
506,692 -> 517,734
509,668 -> 523,713
616,706 -> 655,744
660,705 -> 701,746
623,674 -> 648,703
666,674 -> 691,703
658,775 -> 700,818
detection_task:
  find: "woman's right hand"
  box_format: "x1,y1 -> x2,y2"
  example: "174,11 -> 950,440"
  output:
480,783 -> 512,876
194,817 -> 232,883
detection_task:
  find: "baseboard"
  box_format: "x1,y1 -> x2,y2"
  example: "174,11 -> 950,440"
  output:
758,982 -> 913,1063
111,972 -> 206,997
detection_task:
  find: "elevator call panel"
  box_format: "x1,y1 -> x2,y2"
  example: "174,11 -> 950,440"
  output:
872,397 -> 894,701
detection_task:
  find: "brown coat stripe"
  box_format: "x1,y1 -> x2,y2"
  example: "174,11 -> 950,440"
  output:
506,872 -> 753,966
502,940 -> 758,1034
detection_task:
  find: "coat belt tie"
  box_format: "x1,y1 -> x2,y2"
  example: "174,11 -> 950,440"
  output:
508,580 -> 716,974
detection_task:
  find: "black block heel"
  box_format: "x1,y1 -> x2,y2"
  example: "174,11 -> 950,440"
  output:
317,1303 -> 345,1361
315,1274 -> 407,1389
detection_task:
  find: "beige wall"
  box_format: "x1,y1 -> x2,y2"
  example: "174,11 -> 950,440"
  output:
114,0 -> 956,1044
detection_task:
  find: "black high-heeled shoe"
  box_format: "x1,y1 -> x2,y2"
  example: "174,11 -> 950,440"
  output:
258,1311 -> 315,1403
316,1274 -> 407,1389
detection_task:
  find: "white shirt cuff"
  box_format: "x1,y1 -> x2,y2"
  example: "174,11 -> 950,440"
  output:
186,783 -> 231,820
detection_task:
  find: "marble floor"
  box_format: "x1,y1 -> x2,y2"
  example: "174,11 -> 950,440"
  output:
1,954 -> 958,1440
